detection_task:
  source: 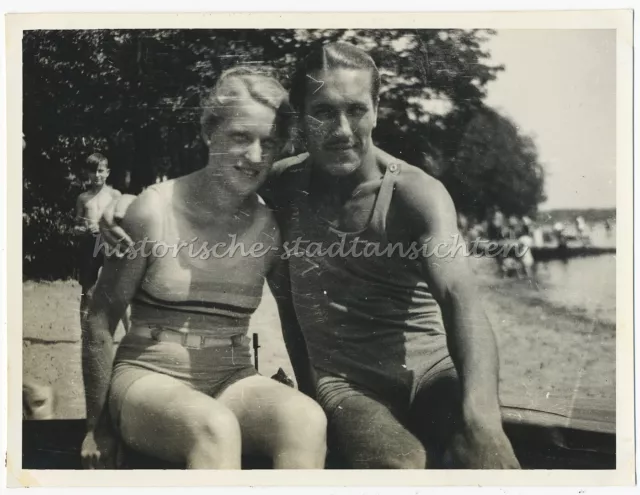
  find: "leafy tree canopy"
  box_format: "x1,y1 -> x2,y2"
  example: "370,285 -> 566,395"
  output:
22,29 -> 545,279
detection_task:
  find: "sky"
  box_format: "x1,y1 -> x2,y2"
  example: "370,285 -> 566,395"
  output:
483,30 -> 616,211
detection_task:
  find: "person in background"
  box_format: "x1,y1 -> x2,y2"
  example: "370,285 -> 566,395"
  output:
517,217 -> 535,278
23,381 -> 55,420
604,218 -> 613,231
74,153 -> 125,327
552,221 -> 568,252
575,216 -> 590,246
457,212 -> 469,240
507,215 -> 521,240
487,209 -> 507,242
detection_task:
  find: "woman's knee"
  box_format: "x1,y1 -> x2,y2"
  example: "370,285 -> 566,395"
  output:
191,404 -> 242,450
275,395 -> 327,446
180,402 -> 243,469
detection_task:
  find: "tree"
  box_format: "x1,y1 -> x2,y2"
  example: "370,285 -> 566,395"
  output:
444,106 -> 546,220
22,28 -> 543,279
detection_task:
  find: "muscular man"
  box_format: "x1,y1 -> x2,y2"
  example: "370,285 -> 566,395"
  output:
101,42 -> 519,469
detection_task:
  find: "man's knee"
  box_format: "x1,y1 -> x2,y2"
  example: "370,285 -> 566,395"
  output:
368,446 -> 427,469
325,397 -> 427,469
341,440 -> 426,469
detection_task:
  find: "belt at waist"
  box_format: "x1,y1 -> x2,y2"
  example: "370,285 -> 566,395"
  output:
130,325 -> 251,350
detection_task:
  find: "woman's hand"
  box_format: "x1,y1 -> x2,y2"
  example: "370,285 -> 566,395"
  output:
81,425 -> 123,469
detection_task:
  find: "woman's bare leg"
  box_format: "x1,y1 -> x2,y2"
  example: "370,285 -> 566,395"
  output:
218,375 -> 327,469
113,373 -> 242,469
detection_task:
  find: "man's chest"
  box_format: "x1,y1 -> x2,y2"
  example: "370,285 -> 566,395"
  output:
312,192 -> 377,233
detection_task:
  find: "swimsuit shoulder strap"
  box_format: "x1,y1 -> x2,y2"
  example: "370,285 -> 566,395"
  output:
369,161 -> 402,234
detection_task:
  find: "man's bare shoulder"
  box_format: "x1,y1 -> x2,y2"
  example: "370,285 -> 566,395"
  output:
379,153 -> 457,235
372,146 -> 451,211
395,162 -> 450,205
77,190 -> 93,205
108,186 -> 123,199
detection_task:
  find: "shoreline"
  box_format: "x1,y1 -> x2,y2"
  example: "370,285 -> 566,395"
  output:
472,258 -> 615,415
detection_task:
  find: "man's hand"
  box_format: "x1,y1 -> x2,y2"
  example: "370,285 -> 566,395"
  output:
447,421 -> 520,469
98,194 -> 137,256
81,426 -> 123,469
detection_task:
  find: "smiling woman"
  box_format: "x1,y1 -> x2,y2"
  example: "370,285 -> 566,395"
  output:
80,66 -> 327,470
198,69 -> 295,195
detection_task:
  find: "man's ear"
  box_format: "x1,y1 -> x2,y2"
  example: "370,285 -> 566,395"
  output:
296,113 -> 309,142
200,125 -> 215,148
372,98 -> 380,129
201,128 -> 212,146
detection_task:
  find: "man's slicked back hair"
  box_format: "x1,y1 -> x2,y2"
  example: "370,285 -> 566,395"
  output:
290,42 -> 381,113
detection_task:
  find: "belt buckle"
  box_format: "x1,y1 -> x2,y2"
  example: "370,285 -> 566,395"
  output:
182,333 -> 205,350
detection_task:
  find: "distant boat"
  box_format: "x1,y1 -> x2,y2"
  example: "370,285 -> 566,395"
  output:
530,244 -> 616,261
472,238 -> 616,261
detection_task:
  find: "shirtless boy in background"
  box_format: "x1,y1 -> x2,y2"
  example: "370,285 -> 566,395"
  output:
74,153 -> 126,327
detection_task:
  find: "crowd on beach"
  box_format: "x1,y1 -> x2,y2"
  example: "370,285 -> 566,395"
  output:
456,209 -> 610,279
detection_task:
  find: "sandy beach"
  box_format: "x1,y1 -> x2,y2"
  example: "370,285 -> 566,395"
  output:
22,255 -> 615,420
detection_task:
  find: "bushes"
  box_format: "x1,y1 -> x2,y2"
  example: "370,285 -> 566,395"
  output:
23,204 -> 81,281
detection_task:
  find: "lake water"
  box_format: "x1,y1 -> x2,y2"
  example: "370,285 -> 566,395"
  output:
535,223 -> 616,326
533,254 -> 616,326
476,223 -> 617,327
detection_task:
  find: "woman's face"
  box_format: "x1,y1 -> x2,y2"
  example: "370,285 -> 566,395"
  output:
206,100 -> 281,196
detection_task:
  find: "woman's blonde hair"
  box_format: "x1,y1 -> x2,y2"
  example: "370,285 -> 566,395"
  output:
201,66 -> 293,143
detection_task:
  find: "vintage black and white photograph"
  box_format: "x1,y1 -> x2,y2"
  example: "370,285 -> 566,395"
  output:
6,10 -> 634,487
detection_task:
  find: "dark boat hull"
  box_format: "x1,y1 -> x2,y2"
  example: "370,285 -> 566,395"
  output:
473,239 -> 615,261
22,403 -> 615,470
530,245 -> 616,261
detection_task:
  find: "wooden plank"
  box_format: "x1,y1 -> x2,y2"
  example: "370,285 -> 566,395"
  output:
501,403 -> 615,436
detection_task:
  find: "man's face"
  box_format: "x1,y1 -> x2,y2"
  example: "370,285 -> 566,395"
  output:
88,163 -> 109,186
302,68 -> 378,177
